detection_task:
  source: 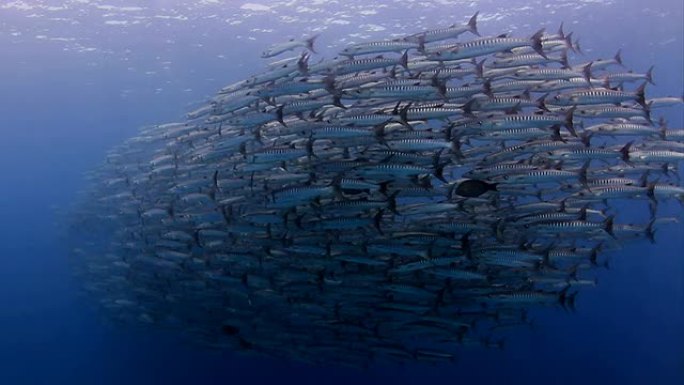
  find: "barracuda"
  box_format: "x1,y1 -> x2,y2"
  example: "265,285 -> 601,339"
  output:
628,150 -> 684,163
261,35 -> 318,58
405,12 -> 480,44
340,40 -> 420,57
478,108 -> 576,136
553,83 -> 647,107
330,52 -> 409,75
428,29 -> 546,61
584,122 -> 660,137
489,53 -> 565,68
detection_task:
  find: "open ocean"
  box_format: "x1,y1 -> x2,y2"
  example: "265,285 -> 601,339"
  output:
1,1 -> 682,384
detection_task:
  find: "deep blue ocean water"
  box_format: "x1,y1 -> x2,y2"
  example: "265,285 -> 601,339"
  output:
1,1 -> 682,384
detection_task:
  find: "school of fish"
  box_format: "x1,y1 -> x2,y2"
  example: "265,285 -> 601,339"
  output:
68,12 -> 684,366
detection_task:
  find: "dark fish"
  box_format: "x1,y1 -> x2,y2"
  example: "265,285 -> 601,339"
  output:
455,179 -> 498,197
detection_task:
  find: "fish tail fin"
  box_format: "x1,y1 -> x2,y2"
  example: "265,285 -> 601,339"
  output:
379,181 -> 391,196
506,101 -> 521,115
417,34 -> 426,54
462,99 -> 477,117
580,130 -> 592,147
637,170 -> 650,188
212,170 -> 219,192
468,11 -> 480,36
253,126 -> 264,145
389,66 -> 397,79
323,75 -> 338,95
430,70 -> 442,87
530,28 -> 547,59
391,100 -> 402,115
658,117 -> 667,140
399,50 -> 409,70
483,79 -> 493,97
434,162 -> 448,183
436,82 -> 447,99
646,181 -> 658,208
297,52 -> 310,74
582,62 -> 593,85
556,22 -> 565,39
604,215 -> 616,238
635,81 -> 647,108
573,36 -> 582,55
564,106 -> 577,137
645,218 -> 656,244
494,219 -> 505,242
620,141 -> 633,163
373,123 -> 387,143
578,160 -> 590,189
475,59 -> 485,78
450,137 -> 464,160
558,286 -> 577,312
558,286 -> 570,308
536,93 -> 549,112
541,246 -> 553,269
520,89 -> 531,100
398,103 -> 414,127
275,105 -> 287,127
645,65 -> 655,85
387,191 -> 400,215
578,205 -> 588,221
587,245 -> 599,266
305,34 -> 319,54
614,49 -> 624,67
565,32 -> 575,53
558,49 -> 570,69
306,134 -> 316,160
644,101 -> 653,124
332,95 -> 346,109
551,125 -> 563,141
444,123 -> 454,142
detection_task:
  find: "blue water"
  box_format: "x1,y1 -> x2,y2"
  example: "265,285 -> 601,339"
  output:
1,1 -> 682,384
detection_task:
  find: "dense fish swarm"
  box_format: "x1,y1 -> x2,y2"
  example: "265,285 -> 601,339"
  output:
70,13 -> 684,366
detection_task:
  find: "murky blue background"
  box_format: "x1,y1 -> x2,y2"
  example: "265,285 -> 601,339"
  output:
1,1 -> 682,384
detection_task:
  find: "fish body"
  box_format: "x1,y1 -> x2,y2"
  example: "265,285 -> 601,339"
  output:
261,35 -> 318,58
428,30 -> 546,61
405,12 -> 480,44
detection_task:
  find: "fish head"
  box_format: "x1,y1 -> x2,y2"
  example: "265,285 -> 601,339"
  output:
574,190 -> 591,198
340,47 -> 356,56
